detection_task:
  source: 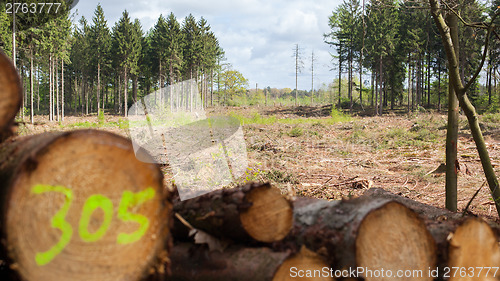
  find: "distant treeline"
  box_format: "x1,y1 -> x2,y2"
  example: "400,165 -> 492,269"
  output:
0,4 -> 248,122
324,0 -> 500,113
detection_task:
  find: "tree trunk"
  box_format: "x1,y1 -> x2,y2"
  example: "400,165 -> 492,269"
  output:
445,14 -> 459,212
437,59 -> 441,111
85,74 -> 88,116
378,57 -> 383,115
427,50 -> 431,107
30,47 -> 34,124
173,182 -> 293,243
170,243 -> 331,281
371,70 -> 374,108
487,51 -> 493,105
124,69 -> 128,117
0,130 -> 172,281
338,45 -> 342,108
295,44 -> 298,106
278,195 -> 436,280
61,59 -> 64,122
97,62 -> 101,114
37,64 -> 40,112
49,54 -> 53,121
408,58 -> 411,112
56,57 -> 60,122
375,70 -> 379,114
0,51 -> 22,139
133,74 -> 138,110
348,43 -> 353,111
118,75 -> 121,114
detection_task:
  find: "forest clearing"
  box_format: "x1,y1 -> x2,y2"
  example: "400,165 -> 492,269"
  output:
1,0 -> 500,279
16,105 -> 500,221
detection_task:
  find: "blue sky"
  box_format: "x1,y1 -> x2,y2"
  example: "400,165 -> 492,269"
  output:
72,0 -> 343,90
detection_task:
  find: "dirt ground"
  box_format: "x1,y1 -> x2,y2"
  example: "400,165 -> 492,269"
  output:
17,105 -> 500,222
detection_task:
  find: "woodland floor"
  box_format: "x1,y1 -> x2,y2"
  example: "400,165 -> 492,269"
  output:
17,105 -> 500,222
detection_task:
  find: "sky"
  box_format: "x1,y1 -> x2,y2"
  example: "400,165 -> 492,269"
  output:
71,0 -> 343,90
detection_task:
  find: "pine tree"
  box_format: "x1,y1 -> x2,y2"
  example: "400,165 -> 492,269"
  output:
130,19 -> 143,108
182,14 -> 201,81
0,4 -> 12,56
112,10 -> 138,117
89,4 -> 111,114
151,14 -> 169,99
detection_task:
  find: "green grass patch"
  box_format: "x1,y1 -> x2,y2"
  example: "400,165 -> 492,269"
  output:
288,127 -> 303,137
66,121 -> 98,129
265,170 -> 299,184
228,110 -> 350,126
482,112 -> 500,124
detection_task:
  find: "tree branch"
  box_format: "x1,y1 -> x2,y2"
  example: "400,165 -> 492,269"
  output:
463,26 -> 492,92
442,1 -> 489,29
464,11 -> 499,92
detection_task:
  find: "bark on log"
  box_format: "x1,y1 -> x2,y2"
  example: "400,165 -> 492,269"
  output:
278,195 -> 436,281
173,182 -> 293,243
0,51 -> 22,140
0,130 -> 172,281
363,188 -> 500,280
170,243 -> 332,281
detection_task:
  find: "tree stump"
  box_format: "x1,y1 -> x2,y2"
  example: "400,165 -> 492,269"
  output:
0,130 -> 172,281
0,51 -> 22,139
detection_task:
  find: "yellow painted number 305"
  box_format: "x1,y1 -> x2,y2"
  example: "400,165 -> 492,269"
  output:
30,184 -> 156,266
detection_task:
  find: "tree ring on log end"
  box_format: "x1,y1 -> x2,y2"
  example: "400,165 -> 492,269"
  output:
355,202 -> 436,281
272,246 -> 333,281
240,185 -> 293,243
4,130 -> 171,281
448,218 -> 500,281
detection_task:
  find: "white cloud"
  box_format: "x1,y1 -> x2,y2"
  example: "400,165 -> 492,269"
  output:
74,0 -> 343,89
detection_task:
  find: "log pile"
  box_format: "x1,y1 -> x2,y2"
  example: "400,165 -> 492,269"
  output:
171,185 -> 500,281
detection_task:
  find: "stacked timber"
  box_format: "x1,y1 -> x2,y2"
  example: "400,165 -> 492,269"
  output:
170,185 -> 500,281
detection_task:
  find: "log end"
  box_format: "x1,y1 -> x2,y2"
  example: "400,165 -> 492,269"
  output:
448,218 -> 500,281
240,184 -> 293,243
272,246 -> 333,281
0,51 -> 22,139
356,202 -> 436,281
4,130 -> 172,281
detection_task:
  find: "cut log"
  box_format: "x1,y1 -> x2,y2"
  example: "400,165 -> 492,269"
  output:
448,218 -> 500,281
0,130 -> 172,281
279,195 -> 436,281
0,51 -> 22,140
170,243 -> 332,281
173,182 -> 293,243
363,187 -> 500,274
